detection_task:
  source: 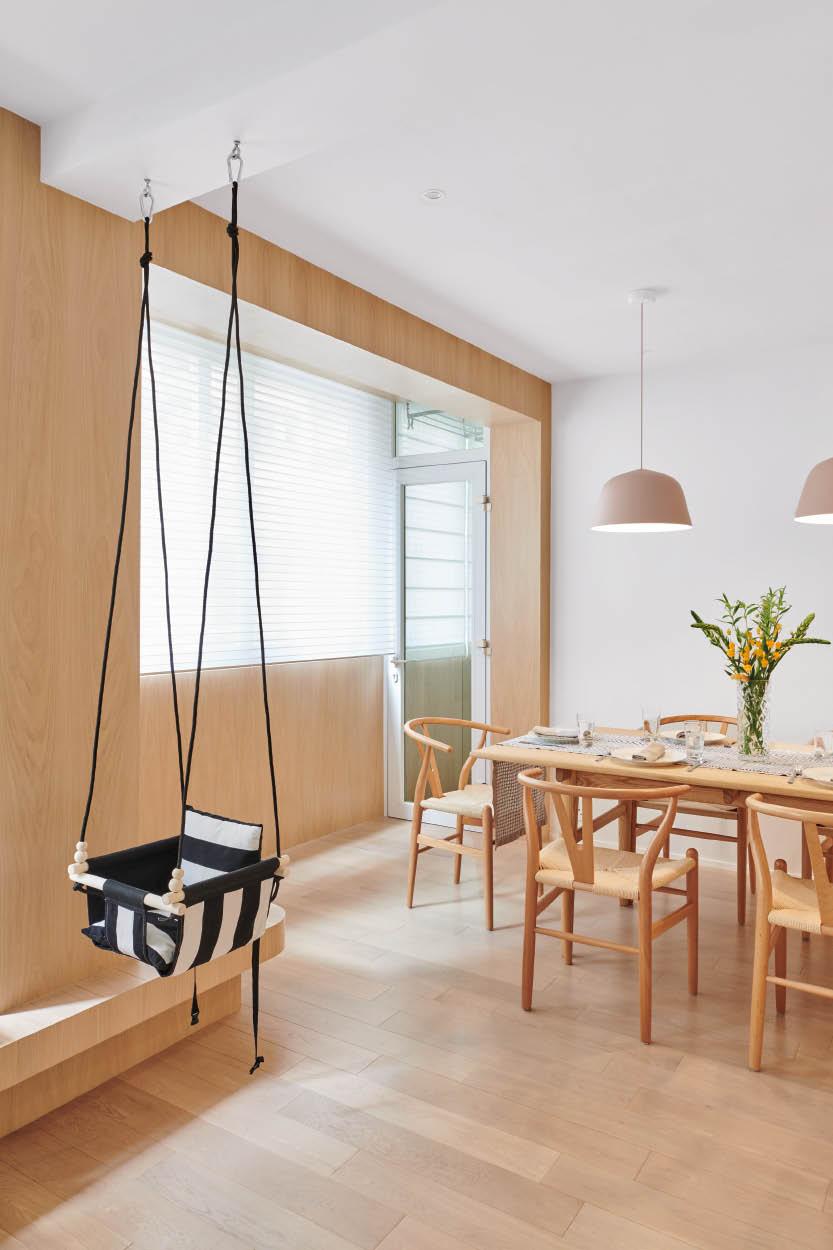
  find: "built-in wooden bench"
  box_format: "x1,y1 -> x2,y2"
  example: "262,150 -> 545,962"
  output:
0,906 -> 285,1136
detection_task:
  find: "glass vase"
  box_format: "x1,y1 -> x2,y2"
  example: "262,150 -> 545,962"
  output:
736,678 -> 771,758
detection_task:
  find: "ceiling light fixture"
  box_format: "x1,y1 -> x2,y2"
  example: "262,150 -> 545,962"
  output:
421,187 -> 446,201
794,456 -> 833,523
592,290 -> 692,533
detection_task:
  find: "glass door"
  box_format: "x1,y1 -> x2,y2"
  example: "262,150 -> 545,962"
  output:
386,461 -> 488,822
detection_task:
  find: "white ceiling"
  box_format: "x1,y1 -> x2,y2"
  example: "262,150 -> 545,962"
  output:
2,0 -> 832,380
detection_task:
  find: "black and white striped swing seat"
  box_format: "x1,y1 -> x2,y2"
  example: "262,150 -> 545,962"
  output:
79,808 -> 278,977
69,154 -> 285,1071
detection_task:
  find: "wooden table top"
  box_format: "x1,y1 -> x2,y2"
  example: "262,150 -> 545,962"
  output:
474,731 -> 833,805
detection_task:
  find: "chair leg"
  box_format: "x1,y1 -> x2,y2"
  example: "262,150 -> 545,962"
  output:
406,803 -> 422,908
686,848 -> 699,995
748,917 -> 771,1071
638,888 -> 653,1044
736,808 -> 748,926
482,807 -> 494,931
521,866 -> 537,1011
772,874 -> 787,1015
453,816 -> 464,885
774,929 -> 787,1014
748,843 -> 756,895
562,890 -> 574,965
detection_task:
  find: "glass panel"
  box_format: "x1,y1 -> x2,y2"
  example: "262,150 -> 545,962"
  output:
402,479 -> 473,798
396,402 -> 485,456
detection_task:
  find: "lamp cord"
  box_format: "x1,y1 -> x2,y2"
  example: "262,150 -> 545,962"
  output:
639,301 -> 645,470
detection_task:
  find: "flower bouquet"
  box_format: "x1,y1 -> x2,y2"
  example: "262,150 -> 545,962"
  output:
690,588 -> 829,757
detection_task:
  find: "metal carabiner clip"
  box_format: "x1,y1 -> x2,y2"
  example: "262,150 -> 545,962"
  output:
227,140 -> 243,185
138,178 -> 154,222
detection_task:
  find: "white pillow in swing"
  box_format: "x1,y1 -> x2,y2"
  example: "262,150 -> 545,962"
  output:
180,806 -> 263,885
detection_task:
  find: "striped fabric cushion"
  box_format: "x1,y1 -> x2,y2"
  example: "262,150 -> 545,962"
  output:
171,876 -> 274,975
180,807 -> 262,885
92,909 -> 178,974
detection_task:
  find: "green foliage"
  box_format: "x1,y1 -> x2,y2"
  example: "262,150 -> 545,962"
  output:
690,586 -> 829,683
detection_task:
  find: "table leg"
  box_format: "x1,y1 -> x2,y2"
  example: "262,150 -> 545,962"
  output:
619,800 -> 635,907
801,834 -> 812,943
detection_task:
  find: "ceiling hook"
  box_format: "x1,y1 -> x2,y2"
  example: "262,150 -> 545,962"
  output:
227,140 -> 243,185
138,178 -> 154,222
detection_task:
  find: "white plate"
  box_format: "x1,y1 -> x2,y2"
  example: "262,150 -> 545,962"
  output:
800,766 -> 833,787
611,746 -> 686,766
661,730 -> 731,747
533,726 -> 578,740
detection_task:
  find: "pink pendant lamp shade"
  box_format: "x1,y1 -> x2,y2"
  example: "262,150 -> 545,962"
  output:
592,290 -> 692,533
593,467 -> 692,532
795,456 -> 833,524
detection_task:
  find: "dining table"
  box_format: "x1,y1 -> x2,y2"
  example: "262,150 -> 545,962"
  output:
474,727 -> 833,906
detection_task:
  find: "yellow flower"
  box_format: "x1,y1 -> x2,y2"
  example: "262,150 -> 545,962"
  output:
742,648 -> 750,663
761,656 -> 769,668
742,663 -> 752,674
767,638 -> 777,651
727,642 -> 736,658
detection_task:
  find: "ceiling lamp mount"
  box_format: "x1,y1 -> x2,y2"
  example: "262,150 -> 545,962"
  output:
592,289 -> 692,533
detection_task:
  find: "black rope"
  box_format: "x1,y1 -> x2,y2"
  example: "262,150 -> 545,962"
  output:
249,939 -> 264,1074
144,221 -> 184,799
177,179 -> 281,862
80,215 -> 183,842
232,213 -> 280,855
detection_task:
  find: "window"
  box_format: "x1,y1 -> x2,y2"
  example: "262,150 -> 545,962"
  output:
395,401 -> 485,456
141,323 -> 396,673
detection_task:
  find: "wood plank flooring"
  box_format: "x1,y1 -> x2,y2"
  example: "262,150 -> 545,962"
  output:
2,816 -> 833,1248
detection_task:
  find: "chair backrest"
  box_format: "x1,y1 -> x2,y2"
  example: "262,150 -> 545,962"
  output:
656,713 -> 737,736
517,769 -> 689,887
404,717 -> 511,804
746,794 -> 833,928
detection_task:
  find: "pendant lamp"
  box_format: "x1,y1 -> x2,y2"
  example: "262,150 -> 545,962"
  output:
592,290 -> 692,533
795,457 -> 833,523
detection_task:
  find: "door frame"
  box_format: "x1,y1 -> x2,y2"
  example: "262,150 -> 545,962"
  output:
385,458 -> 489,824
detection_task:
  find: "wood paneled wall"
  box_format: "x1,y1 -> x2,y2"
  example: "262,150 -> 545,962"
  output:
490,420 -> 551,733
152,202 -> 551,426
0,105 -> 550,1019
0,110 -> 140,1012
140,658 -> 384,851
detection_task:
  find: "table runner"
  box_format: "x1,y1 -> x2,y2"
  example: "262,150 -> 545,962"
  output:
510,732 -> 833,777
488,733 -> 833,848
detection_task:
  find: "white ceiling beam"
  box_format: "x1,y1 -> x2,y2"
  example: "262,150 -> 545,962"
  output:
39,0 -> 448,218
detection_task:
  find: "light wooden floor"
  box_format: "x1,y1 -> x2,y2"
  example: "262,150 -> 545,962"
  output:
3,817 -> 833,1249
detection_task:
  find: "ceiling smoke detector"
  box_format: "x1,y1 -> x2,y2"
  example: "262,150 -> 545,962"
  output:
421,187 -> 446,202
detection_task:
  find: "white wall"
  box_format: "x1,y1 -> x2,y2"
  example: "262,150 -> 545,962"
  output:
552,344 -> 833,870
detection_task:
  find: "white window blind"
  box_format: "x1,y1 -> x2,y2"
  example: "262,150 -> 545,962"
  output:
141,322 -> 396,673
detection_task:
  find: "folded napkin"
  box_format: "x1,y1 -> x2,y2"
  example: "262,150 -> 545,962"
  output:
533,725 -> 578,738
632,742 -> 666,762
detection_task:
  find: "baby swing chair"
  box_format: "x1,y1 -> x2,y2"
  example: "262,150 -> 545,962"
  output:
68,144 -> 287,1073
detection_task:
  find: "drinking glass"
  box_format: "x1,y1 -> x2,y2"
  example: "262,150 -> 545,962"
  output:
642,706 -> 662,740
820,730 -> 833,757
685,722 -> 705,766
576,714 -> 595,746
